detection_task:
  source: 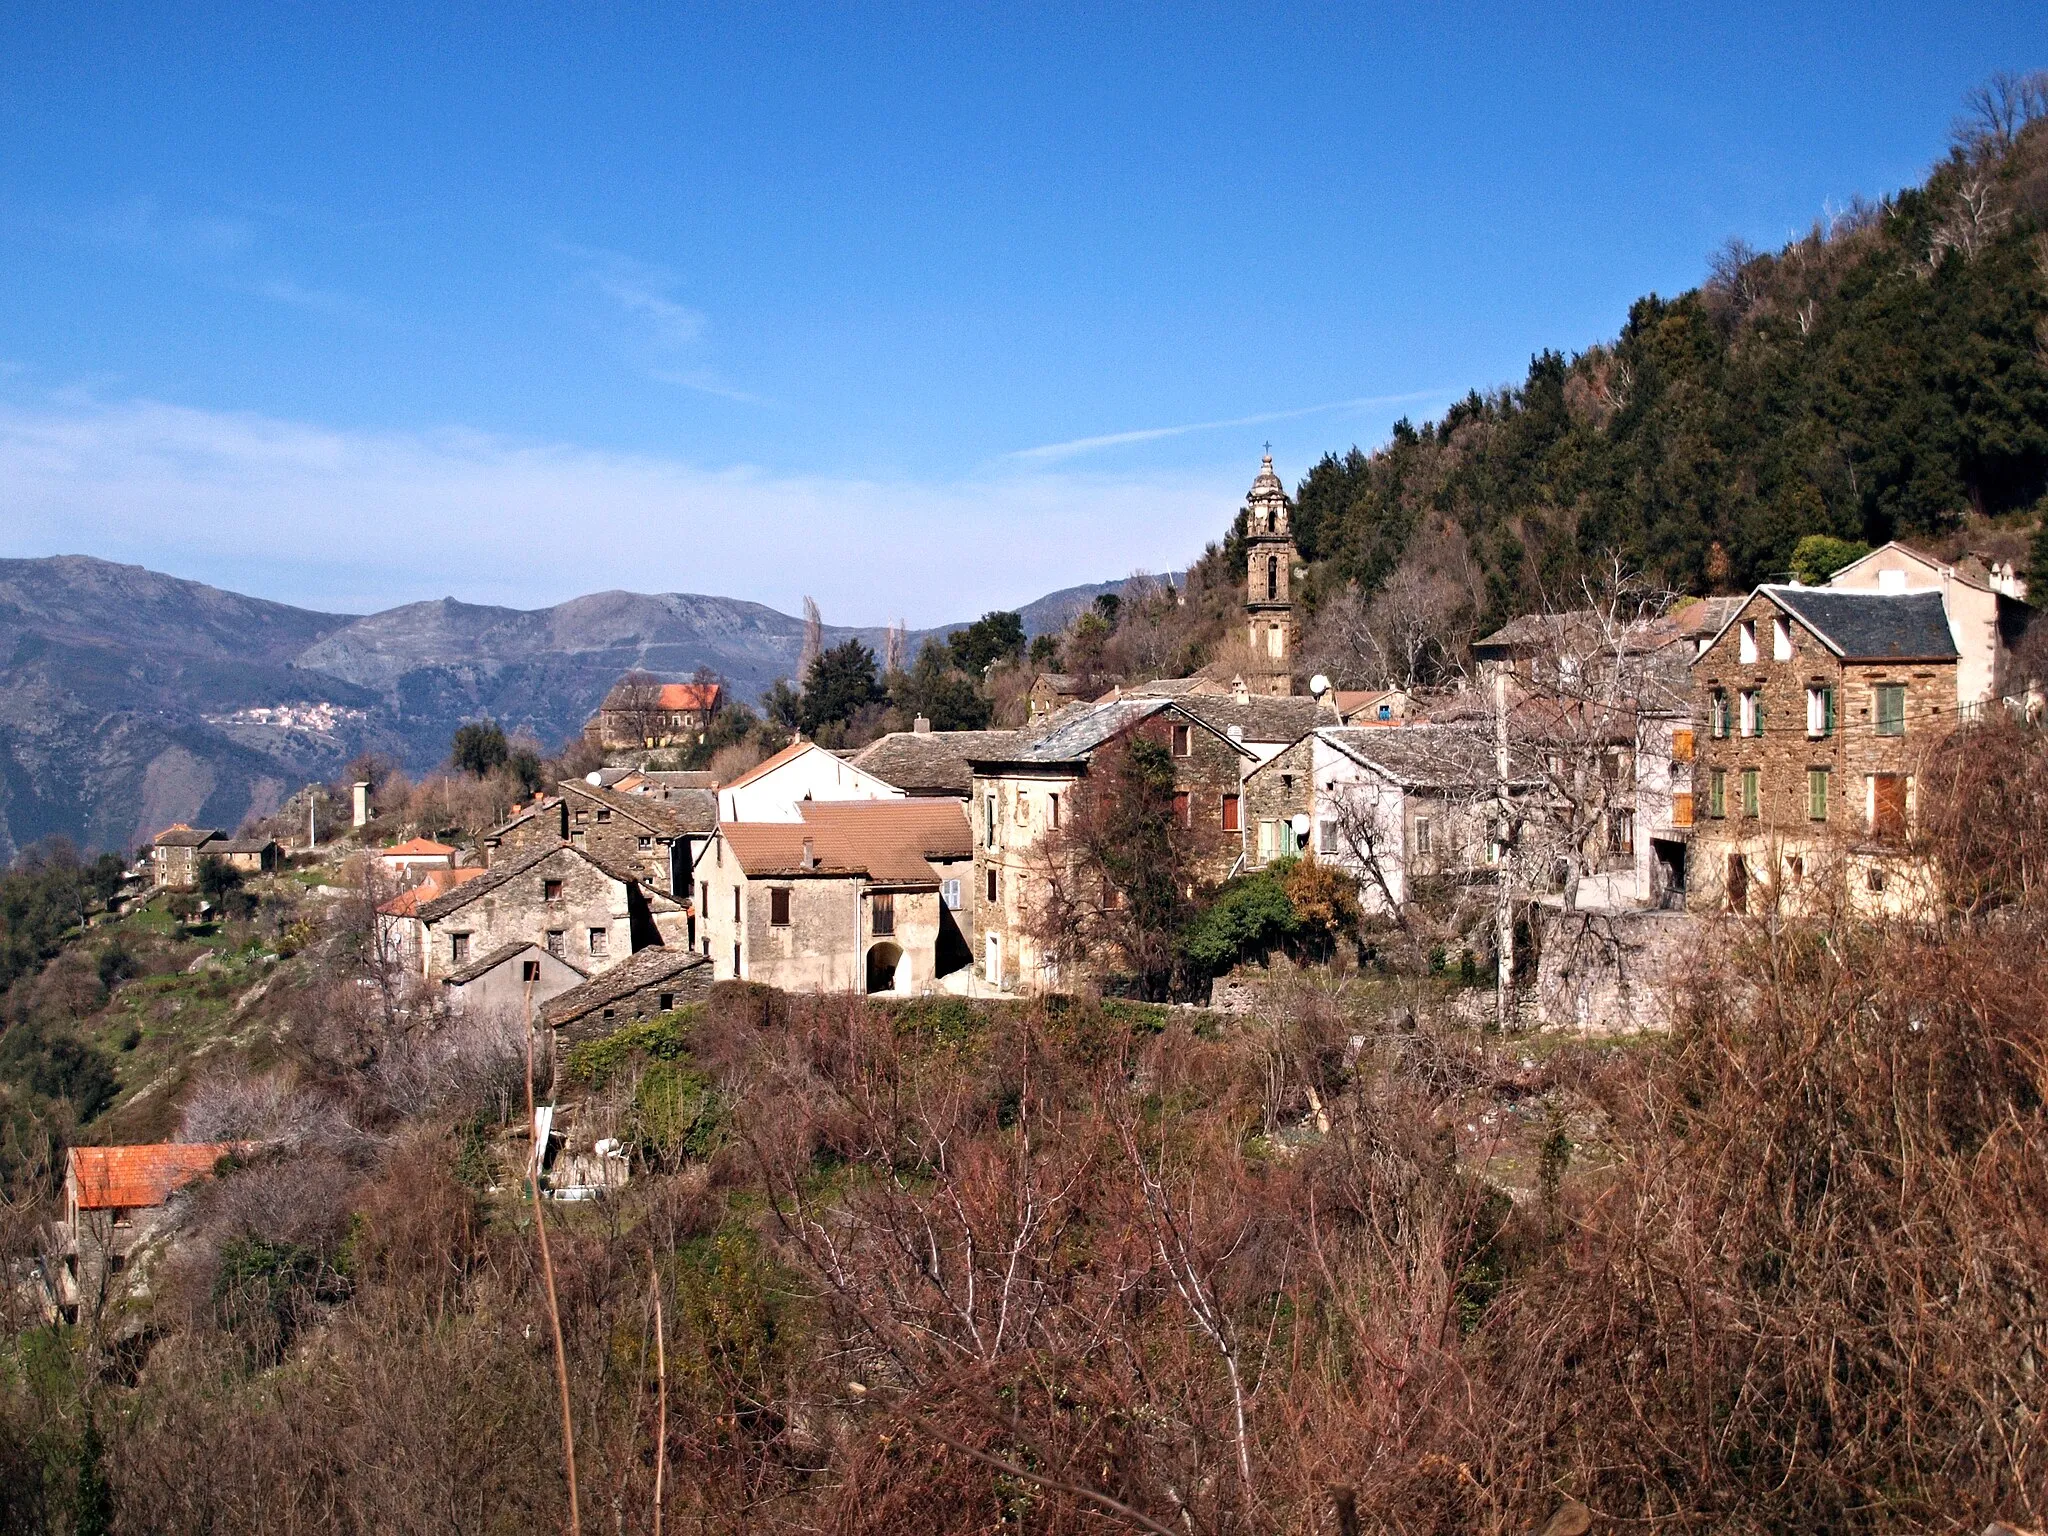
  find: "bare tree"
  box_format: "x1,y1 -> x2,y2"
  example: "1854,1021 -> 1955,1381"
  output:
603,671 -> 670,748
799,596 -> 824,680
1954,68 -> 2048,160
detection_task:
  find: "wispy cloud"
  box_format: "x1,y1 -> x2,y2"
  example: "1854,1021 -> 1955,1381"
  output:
55,196 -> 253,262
1006,391 -> 1446,463
647,367 -> 768,405
0,396 -> 1235,622
564,243 -> 707,348
253,278 -> 364,317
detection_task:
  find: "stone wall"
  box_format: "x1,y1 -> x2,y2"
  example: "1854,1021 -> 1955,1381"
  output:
425,848 -> 638,981
1242,735 -> 1312,868
1534,906 -> 1699,1033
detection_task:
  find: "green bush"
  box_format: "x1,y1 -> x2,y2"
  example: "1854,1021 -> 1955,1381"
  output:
1180,862 -> 1301,975
562,1005 -> 702,1089
632,1061 -> 723,1166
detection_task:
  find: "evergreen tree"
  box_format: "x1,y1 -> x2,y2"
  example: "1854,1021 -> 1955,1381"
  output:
450,719 -> 509,776
800,639 -> 883,732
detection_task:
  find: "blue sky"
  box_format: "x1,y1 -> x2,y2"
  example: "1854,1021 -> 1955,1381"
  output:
1,3 -> 2042,622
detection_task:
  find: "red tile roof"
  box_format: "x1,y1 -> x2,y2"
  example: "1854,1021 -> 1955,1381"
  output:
68,1143 -> 234,1210
652,682 -> 720,711
381,837 -> 457,857
376,865 -> 486,915
720,800 -> 971,884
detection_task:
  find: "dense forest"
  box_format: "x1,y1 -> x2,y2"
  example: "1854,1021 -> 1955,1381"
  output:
1281,78 -> 2048,642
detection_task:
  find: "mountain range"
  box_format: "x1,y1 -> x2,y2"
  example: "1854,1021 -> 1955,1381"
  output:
0,555 -> 1129,862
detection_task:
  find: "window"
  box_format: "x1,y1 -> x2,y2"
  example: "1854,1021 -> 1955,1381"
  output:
732,942 -> 741,975
1173,790 -> 1191,826
1266,554 -> 1278,601
1049,794 -> 1060,828
1707,770 -> 1726,818
1377,702 -> 1392,720
1806,686 -> 1835,738
941,877 -> 961,910
638,835 -> 653,850
1739,620 -> 1758,663
1319,818 -> 1338,852
1015,793 -> 1030,825
698,881 -> 708,911
588,927 -> 608,957
543,879 -> 563,902
546,929 -> 564,956
574,809 -> 587,824
872,893 -> 895,936
1871,773 -> 1909,839
658,992 -> 674,1011
1221,793 -> 1240,832
595,808 -> 611,824
1875,684 -> 1906,737
521,960 -> 540,982
985,794 -> 998,849
1808,767 -> 1830,821
732,887 -> 741,921
986,867 -> 997,902
1172,723 -> 1192,756
1267,624 -> 1285,659
1257,820 -> 1278,860
1741,768 -> 1760,818
770,887 -> 791,926
1609,808 -> 1635,854
1773,617 -> 1792,661
1867,866 -> 1888,893
1740,689 -> 1763,737
450,932 -> 470,964
1709,690 -> 1729,738
1414,817 -> 1432,855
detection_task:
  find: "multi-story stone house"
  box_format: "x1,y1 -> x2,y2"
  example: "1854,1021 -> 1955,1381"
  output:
479,794 -> 567,866
377,842 -> 677,983
588,679 -> 723,749
149,825 -> 222,888
560,775 -> 714,899
698,800 -> 974,994
1689,585 -> 1961,916
541,945 -> 714,1041
966,698 -> 1256,991
51,1143 -> 234,1324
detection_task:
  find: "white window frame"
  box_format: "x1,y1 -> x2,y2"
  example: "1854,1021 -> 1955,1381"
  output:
1772,617 -> 1792,661
1739,620 -> 1758,663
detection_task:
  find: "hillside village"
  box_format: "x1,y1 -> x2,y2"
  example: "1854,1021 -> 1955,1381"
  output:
5,74 -> 2048,1536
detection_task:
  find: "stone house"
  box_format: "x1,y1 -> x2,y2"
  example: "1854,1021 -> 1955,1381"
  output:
377,842 -> 674,983
966,698 -> 1256,992
479,795 -> 567,866
540,946 -> 714,1040
149,825 -> 221,888
53,1143 -> 233,1323
1027,673 -> 1088,718
698,799 -> 974,994
1332,689 -> 1409,725
716,738 -> 905,822
1309,724 -> 1534,914
851,724 -> 1021,799
1824,540 -> 2032,710
1688,585 -> 1961,917
213,835 -> 280,876
589,679 -> 723,749
441,941 -> 588,1017
560,775 -> 715,900
1240,735 -> 1316,869
378,837 -> 459,882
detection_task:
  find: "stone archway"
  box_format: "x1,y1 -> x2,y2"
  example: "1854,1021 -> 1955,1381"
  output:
866,941 -> 904,994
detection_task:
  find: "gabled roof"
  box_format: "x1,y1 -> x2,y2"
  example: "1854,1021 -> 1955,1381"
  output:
971,697 -> 1180,767
376,865 -> 487,917
214,835 -> 278,855
68,1143 -> 234,1210
630,770 -> 717,792
563,777 -> 715,835
1030,672 -> 1083,693
1333,689 -> 1403,723
152,825 -> 221,849
541,945 -> 711,1029
381,837 -> 456,858
1316,723 -> 1537,791
1175,694 -> 1335,746
481,796 -> 563,843
1703,587 -> 1960,664
441,940 -> 588,987
1827,540 -> 1992,593
720,799 -> 971,884
850,730 -> 1022,796
719,738 -> 814,790
601,681 -> 721,713
408,842 -> 639,924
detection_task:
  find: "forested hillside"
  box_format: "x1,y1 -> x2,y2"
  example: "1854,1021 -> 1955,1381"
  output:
1286,79 -> 2048,640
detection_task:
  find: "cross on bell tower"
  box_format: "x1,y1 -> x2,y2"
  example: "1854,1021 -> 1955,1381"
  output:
1241,451 -> 1297,695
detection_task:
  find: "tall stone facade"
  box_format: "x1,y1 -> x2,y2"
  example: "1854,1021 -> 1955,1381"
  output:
1242,453 -> 1297,696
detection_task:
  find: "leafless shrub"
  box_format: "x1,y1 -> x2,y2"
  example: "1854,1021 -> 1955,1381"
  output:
178,1069 -> 364,1157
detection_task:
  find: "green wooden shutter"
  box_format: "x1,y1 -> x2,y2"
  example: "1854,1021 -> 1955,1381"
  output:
1823,687 -> 1836,736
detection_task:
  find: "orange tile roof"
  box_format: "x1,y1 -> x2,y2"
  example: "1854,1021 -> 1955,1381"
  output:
720,799 -> 971,884
376,865 -> 486,915
653,682 -> 720,711
68,1143 -> 234,1210
381,837 -> 457,858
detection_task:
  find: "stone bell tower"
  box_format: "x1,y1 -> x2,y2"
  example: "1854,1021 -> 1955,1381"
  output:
1242,452 -> 1297,695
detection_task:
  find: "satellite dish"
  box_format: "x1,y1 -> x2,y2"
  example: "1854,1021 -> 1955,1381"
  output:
1291,813 -> 1311,838
585,771 -> 603,786
1309,673 -> 1331,698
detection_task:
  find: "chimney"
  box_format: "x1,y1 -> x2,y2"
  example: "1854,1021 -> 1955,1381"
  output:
801,838 -> 816,869
913,714 -> 932,734
351,781 -> 370,828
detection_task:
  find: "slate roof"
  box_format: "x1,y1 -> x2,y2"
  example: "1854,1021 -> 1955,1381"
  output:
442,940 -> 586,988
376,866 -> 487,917
1030,673 -> 1083,693
562,778 -> 715,835
851,730 -> 1022,796
541,945 -> 712,1029
68,1144 -> 234,1211
153,825 -> 221,849
972,698 -> 1175,766
214,836 -> 278,855
1175,694 -> 1335,745
720,799 -> 972,884
1317,724 -> 1539,791
1759,586 -> 1959,661
630,770 -> 717,791
410,842 -> 641,924
481,796 -> 563,842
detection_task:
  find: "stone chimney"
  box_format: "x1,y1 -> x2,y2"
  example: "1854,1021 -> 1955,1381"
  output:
351,781 -> 370,828
913,714 -> 932,734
